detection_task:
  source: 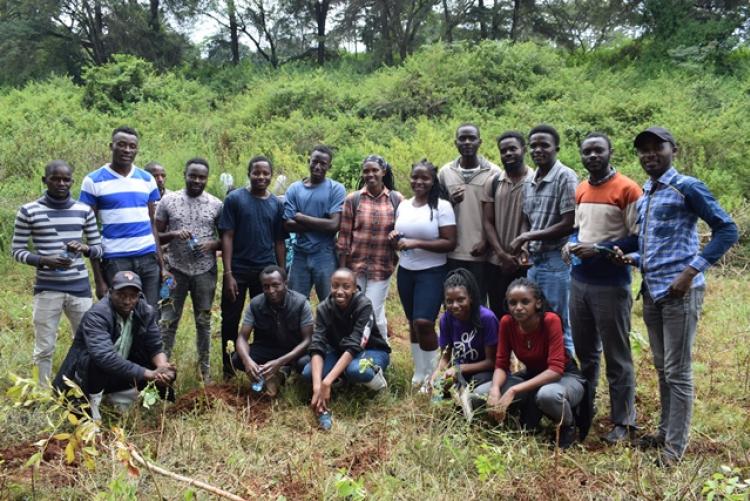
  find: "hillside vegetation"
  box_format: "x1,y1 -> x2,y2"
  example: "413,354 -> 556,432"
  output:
1,41 -> 749,499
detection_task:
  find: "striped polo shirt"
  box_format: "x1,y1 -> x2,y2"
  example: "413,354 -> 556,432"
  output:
12,194 -> 103,297
80,164 -> 160,259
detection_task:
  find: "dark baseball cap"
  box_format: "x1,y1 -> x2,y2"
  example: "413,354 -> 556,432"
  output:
111,271 -> 142,291
634,127 -> 676,148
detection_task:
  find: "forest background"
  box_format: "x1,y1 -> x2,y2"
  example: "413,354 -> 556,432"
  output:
1,0 -> 749,499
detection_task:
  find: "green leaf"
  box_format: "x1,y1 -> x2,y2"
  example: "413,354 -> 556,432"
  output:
24,451 -> 42,468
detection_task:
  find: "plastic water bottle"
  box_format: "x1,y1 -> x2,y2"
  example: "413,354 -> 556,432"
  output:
220,172 -> 234,194
318,411 -> 333,431
159,277 -> 174,300
397,233 -> 409,256
187,236 -> 202,257
251,377 -> 265,392
571,254 -> 582,267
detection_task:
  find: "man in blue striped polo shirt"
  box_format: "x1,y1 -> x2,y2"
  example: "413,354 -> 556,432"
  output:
12,160 -> 102,386
80,126 -> 169,306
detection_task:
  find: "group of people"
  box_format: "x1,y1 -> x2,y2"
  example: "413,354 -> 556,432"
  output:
12,122 -> 737,465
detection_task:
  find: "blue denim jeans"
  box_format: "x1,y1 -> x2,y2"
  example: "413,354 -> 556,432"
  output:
643,286 -> 704,460
288,247 -> 338,301
302,349 -> 390,384
103,253 -> 161,307
528,250 -> 574,356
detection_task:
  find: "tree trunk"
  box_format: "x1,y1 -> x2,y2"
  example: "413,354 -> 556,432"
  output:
510,0 -> 520,41
478,0 -> 487,39
442,0 -> 453,43
149,0 -> 160,32
92,0 -> 107,64
314,0 -> 330,66
490,0 -> 500,39
227,0 -> 240,65
378,1 -> 394,65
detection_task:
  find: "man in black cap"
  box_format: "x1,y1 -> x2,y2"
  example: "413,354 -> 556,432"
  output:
54,271 -> 176,418
615,126 -> 738,466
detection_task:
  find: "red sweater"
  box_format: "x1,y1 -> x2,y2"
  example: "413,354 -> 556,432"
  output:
495,312 -> 568,375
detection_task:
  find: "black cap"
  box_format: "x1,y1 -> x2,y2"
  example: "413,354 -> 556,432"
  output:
634,127 -> 676,148
111,271 -> 142,291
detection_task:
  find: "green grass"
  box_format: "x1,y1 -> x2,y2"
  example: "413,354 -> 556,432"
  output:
1,259 -> 749,500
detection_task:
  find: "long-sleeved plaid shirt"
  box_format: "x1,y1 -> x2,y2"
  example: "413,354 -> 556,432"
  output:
632,167 -> 738,301
336,187 -> 403,281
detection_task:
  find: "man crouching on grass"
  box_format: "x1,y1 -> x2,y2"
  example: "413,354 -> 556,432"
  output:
302,268 -> 391,430
53,271 -> 175,419
231,265 -> 313,396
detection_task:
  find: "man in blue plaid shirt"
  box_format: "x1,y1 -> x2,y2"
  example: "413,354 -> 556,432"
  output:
618,127 -> 738,466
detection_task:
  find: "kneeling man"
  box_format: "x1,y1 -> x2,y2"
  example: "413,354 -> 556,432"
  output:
54,271 -> 175,418
232,265 -> 313,396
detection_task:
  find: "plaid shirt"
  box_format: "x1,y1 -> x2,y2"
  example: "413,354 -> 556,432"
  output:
336,187 -> 403,281
633,167 -> 737,301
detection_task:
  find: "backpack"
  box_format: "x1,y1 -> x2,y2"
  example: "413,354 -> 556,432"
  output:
350,189 -> 402,220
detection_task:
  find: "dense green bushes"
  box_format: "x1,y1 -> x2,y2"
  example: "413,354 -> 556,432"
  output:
1,40 -> 748,215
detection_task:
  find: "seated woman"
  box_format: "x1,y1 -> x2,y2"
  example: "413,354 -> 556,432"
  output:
480,277 -> 586,448
302,268 -> 391,429
429,268 -> 498,420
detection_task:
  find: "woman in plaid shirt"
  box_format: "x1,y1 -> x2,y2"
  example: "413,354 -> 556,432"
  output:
337,155 -> 403,341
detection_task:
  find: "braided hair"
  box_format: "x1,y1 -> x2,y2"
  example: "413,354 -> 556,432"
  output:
505,277 -> 552,317
357,154 -> 396,191
444,268 -> 482,333
411,159 -> 441,221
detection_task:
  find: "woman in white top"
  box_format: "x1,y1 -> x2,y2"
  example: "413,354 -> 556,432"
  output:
389,160 -> 456,389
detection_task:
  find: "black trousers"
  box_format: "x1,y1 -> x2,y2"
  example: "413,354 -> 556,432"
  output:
486,262 -> 527,320
220,268 -> 264,377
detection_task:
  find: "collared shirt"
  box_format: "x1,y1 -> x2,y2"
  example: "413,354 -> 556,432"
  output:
156,189 -> 223,276
523,160 -> 578,254
438,156 -> 501,261
80,164 -> 160,259
634,166 -> 737,301
337,187 -> 403,281
481,166 -> 534,265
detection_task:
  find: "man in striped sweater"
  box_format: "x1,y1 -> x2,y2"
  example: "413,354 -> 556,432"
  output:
12,160 -> 102,386
564,133 -> 642,444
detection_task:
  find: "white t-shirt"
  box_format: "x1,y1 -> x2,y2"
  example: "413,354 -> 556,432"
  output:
394,198 -> 456,270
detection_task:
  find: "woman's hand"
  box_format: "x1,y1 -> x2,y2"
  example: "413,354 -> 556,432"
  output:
311,381 -> 332,415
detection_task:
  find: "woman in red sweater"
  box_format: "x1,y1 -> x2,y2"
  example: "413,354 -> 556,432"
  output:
484,277 -> 585,448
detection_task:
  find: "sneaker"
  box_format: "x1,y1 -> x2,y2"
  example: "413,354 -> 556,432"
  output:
656,449 -> 680,468
556,425 -> 577,449
318,411 -> 333,431
638,433 -> 665,450
603,425 -> 635,445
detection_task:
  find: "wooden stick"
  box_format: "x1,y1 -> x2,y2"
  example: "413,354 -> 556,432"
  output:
129,448 -> 249,501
